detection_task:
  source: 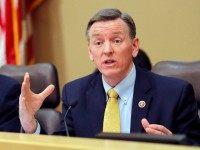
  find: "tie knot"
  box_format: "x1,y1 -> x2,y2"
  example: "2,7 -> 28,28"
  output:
107,88 -> 118,99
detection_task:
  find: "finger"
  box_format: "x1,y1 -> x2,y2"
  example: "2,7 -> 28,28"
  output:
145,127 -> 165,135
21,72 -> 30,96
149,124 -> 172,135
141,118 -> 150,130
24,72 -> 30,89
39,84 -> 55,100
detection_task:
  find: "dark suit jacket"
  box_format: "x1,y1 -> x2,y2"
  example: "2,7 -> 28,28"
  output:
61,67 -> 200,144
0,74 -> 21,132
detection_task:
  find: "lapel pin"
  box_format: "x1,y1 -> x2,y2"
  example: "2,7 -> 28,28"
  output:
138,100 -> 146,108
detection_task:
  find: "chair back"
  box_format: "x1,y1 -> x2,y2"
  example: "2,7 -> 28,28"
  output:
36,109 -> 61,135
0,63 -> 60,108
152,61 -> 200,107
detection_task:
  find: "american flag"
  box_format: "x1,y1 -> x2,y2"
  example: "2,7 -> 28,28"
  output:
0,0 -> 44,66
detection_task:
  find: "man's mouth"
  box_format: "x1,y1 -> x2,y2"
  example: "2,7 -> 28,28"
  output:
103,59 -> 116,65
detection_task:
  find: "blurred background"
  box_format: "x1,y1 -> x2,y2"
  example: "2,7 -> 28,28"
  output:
1,0 -> 200,90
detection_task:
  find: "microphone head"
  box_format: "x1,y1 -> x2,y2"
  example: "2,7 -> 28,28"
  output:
69,100 -> 78,108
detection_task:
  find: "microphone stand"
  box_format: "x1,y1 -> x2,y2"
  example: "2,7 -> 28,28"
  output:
64,101 -> 77,136
64,105 -> 72,136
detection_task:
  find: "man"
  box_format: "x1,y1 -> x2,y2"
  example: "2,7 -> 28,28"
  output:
0,74 -> 21,132
19,8 -> 200,144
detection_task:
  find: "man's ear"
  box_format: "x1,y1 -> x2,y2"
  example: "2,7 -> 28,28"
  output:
132,37 -> 139,58
88,48 -> 94,61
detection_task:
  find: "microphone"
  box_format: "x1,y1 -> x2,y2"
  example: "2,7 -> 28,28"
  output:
64,100 -> 77,136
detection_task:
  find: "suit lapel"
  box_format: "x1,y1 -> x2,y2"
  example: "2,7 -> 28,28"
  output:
131,67 -> 153,133
85,72 -> 106,136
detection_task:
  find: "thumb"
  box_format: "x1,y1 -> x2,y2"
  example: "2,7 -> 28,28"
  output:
141,118 -> 150,130
39,84 -> 55,100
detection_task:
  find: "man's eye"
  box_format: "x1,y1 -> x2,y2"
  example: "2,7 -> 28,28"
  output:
94,41 -> 102,46
114,39 -> 122,44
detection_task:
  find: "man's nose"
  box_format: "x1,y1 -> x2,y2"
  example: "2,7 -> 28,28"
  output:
103,41 -> 113,54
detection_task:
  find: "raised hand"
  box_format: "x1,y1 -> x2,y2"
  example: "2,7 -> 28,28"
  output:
141,118 -> 172,135
19,72 -> 55,133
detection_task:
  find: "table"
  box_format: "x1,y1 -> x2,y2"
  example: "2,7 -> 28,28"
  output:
0,132 -> 199,150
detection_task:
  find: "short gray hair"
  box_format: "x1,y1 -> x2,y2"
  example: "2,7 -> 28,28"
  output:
86,8 -> 136,40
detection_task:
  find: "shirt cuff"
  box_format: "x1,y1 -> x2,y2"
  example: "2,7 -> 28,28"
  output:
33,120 -> 41,134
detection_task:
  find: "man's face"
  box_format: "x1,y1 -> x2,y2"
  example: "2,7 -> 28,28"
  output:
88,18 -> 139,80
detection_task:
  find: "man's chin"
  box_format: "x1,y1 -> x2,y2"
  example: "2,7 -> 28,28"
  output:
101,70 -> 119,78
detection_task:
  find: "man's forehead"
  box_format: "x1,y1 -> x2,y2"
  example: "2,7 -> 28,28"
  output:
89,18 -> 129,37
90,31 -> 124,37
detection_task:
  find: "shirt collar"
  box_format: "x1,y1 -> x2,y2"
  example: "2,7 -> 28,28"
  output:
102,64 -> 136,103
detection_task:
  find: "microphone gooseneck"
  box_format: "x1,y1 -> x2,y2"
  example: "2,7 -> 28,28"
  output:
64,101 -> 77,136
